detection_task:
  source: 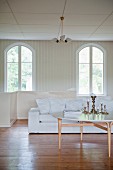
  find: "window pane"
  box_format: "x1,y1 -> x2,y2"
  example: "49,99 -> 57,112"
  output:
92,47 -> 103,63
92,64 -> 103,94
79,47 -> 89,63
21,46 -> 32,62
7,63 -> 18,92
79,64 -> 89,94
6,45 -> 33,92
21,63 -> 32,91
7,46 -> 18,62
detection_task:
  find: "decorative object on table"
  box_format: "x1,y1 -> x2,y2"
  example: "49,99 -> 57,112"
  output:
82,94 -> 109,115
90,94 -> 97,114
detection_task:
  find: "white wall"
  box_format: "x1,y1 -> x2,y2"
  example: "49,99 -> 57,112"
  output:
10,92 -> 17,124
17,91 -> 37,119
0,93 -> 10,126
0,40 -> 113,97
0,92 -> 17,127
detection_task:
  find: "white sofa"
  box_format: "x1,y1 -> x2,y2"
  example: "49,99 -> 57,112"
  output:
28,92 -> 113,133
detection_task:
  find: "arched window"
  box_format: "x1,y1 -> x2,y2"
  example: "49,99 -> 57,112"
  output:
76,44 -> 106,96
4,43 -> 35,92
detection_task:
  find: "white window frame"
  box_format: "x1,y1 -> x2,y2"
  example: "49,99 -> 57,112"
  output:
4,42 -> 36,92
76,43 -> 107,96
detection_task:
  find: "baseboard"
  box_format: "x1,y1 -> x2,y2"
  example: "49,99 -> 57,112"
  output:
0,119 -> 17,127
0,124 -> 10,127
10,119 -> 17,127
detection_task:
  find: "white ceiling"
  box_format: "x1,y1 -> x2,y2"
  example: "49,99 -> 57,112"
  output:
0,0 -> 113,41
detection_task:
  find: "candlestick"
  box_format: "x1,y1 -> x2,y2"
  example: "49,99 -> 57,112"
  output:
87,100 -> 89,112
91,95 -> 97,114
104,105 -> 106,112
101,103 -> 103,112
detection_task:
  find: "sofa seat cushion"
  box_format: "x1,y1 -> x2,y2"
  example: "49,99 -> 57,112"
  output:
39,114 -> 81,123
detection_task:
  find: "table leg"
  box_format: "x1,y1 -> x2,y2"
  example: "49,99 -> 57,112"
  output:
58,118 -> 62,150
80,122 -> 83,141
107,122 -> 111,157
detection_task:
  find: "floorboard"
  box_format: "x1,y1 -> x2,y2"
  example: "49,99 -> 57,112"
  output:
0,120 -> 113,170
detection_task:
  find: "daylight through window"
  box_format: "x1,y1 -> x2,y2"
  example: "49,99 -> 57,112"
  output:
5,45 -> 33,92
77,45 -> 105,95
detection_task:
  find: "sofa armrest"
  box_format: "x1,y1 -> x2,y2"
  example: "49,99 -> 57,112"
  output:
28,107 -> 40,133
29,107 -> 40,112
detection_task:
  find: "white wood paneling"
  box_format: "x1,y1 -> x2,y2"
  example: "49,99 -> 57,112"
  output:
0,40 -> 113,97
0,0 -> 113,41
65,0 -> 113,14
9,0 -> 65,13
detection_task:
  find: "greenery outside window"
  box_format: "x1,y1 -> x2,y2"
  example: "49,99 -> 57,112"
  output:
4,43 -> 35,92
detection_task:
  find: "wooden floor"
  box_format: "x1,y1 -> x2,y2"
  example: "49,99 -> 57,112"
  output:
0,120 -> 113,170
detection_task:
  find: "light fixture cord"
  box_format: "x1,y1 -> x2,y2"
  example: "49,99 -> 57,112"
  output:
61,17 -> 64,36
62,0 -> 67,17
57,0 -> 67,39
